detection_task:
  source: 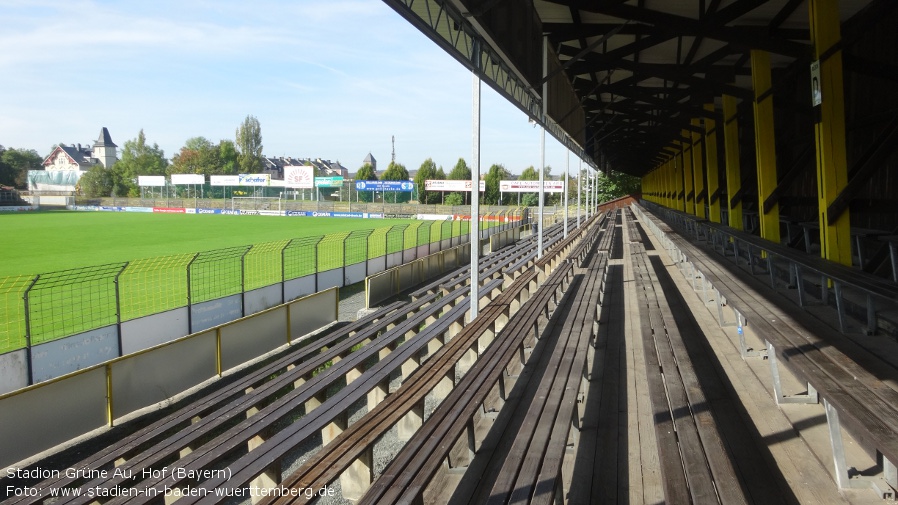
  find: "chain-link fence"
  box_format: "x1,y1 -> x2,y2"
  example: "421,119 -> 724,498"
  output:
0,216 -> 522,356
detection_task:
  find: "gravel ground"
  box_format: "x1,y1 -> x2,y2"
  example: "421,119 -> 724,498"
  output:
338,281 -> 368,322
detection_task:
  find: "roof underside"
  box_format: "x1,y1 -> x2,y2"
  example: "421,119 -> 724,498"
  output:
537,0 -> 873,176
385,0 -> 882,177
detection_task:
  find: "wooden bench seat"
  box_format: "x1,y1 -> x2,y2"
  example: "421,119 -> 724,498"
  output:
4,300 -> 407,505
630,240 -> 749,504
45,281 -> 494,505
173,280 -> 511,505
253,269 -> 542,505
485,249 -> 609,504
636,204 -> 898,498
147,277 -> 507,505
357,262 -> 576,504
407,221 -> 564,302
408,241 -> 525,301
660,204 -> 898,337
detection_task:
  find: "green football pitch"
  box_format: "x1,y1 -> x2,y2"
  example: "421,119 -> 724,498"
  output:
0,211 -> 416,277
0,211 -> 479,354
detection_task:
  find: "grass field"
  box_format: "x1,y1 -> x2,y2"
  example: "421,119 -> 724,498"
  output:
0,210 -> 479,353
0,211 -> 416,277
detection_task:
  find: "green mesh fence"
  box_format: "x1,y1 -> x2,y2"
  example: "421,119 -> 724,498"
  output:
244,240 -> 290,291
386,225 -> 408,255
119,253 -> 193,321
1,216 -> 496,354
26,263 -> 126,344
367,227 -> 390,258
283,237 -> 321,280
317,233 -> 349,271
0,275 -> 34,354
188,246 -> 249,303
441,220 -> 453,243
345,230 -> 372,265
404,222 -> 422,249
417,221 -> 431,246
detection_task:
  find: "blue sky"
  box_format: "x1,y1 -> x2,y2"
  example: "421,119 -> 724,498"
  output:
0,0 -> 585,176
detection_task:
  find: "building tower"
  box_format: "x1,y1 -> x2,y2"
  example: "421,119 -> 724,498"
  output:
364,152 -> 377,172
92,127 -> 117,168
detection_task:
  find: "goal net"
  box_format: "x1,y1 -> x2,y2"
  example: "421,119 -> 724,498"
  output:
230,196 -> 283,211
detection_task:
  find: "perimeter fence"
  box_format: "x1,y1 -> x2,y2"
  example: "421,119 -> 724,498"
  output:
0,213 -> 524,378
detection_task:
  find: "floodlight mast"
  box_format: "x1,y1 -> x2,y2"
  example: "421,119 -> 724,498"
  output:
470,40 -> 481,320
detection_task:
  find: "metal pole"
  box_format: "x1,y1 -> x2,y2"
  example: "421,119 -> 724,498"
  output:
470,41 -> 481,319
577,157 -> 582,227
586,170 -> 591,219
186,252 -> 200,334
538,35 -> 547,259
114,262 -> 128,358
22,275 -> 40,386
240,246 -> 250,318
594,169 -> 599,212
564,150 -> 569,238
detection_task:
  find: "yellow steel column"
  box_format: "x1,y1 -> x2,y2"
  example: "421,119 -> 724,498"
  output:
645,172 -> 653,203
723,95 -> 743,230
692,119 -> 706,219
705,104 -> 721,223
664,160 -> 674,208
676,152 -> 686,212
682,132 -> 695,215
751,50 -> 780,243
810,0 -> 851,266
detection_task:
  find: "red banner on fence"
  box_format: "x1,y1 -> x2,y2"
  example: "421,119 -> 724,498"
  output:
152,207 -> 186,213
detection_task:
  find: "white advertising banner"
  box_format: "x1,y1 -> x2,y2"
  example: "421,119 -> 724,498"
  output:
210,175 -> 240,186
424,180 -> 485,192
238,173 -> 271,187
138,176 -> 166,187
283,166 -> 314,189
170,173 -> 205,185
499,180 -> 565,193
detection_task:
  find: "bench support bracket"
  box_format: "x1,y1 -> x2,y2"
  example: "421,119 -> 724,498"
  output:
767,341 -> 817,404
824,399 -> 895,499
737,315 -> 762,359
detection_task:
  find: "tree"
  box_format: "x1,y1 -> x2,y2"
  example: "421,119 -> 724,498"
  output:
354,162 -> 378,202
413,158 -> 442,205
447,157 -> 472,205
483,163 -> 508,205
0,145 -> 13,187
78,164 -> 114,197
595,170 -> 641,203
381,161 -> 411,203
111,129 -> 168,196
518,165 -> 540,207
169,137 -> 221,175
236,115 -> 263,173
444,192 -> 464,206
218,140 -> 239,175
0,147 -> 42,188
448,158 -> 471,180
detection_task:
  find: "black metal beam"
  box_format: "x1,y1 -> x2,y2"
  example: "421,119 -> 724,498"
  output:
827,115 -> 898,225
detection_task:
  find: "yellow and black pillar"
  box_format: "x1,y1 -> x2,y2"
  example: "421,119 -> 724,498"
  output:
723,94 -> 743,231
751,50 -> 780,243
682,131 -> 695,215
676,151 -> 686,213
810,0 -> 851,266
705,104 -> 721,223
692,119 -> 706,219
